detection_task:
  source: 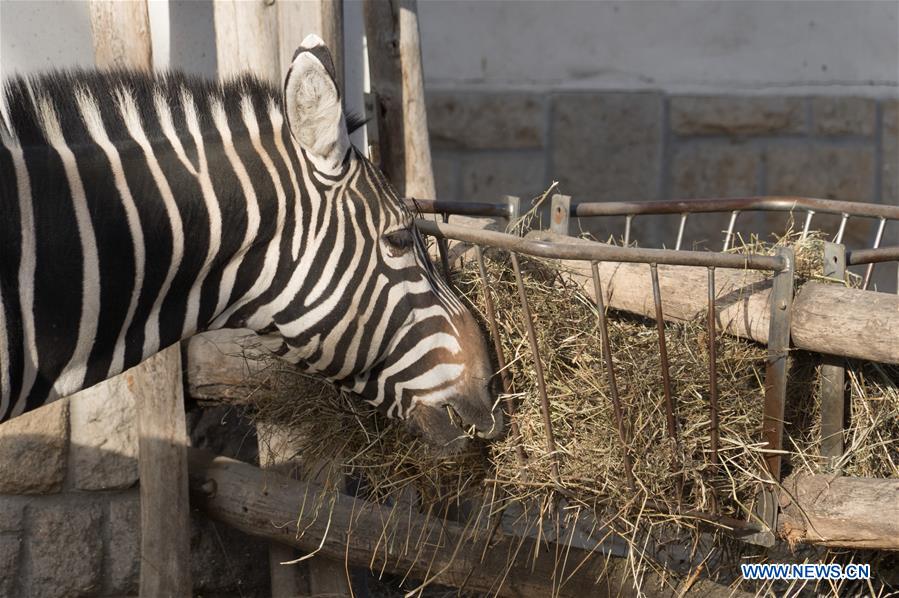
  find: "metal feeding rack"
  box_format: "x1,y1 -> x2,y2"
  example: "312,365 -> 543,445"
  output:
405,194 -> 899,544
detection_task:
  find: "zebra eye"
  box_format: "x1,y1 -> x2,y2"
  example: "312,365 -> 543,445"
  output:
384,228 -> 414,257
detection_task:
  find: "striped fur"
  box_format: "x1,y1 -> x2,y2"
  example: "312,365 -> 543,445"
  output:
0,56 -> 502,446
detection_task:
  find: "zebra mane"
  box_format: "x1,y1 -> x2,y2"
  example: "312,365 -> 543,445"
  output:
1,68 -> 365,148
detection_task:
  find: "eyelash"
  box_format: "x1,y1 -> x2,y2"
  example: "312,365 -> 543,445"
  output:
384,228 -> 414,257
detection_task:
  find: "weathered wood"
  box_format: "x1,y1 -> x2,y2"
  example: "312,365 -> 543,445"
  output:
191,449 -> 747,598
779,474 -> 899,549
213,0 -> 280,83
133,347 -> 192,597
88,3 -> 192,595
320,0 -> 345,93
89,0 -> 153,71
527,231 -> 899,365
363,0 -> 436,199
278,0 -> 344,86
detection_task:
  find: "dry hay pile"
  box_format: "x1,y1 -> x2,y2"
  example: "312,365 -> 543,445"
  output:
249,229 -> 899,595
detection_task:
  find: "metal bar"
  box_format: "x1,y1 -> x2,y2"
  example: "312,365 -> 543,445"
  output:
416,220 -> 787,271
835,213 -> 848,244
722,211 -> 739,251
436,212 -> 452,283
551,194 -> 572,236
624,214 -> 633,247
862,217 -> 887,290
407,196 -> 899,230
748,247 -> 795,547
403,198 -> 511,218
847,245 -> 899,265
475,246 -> 527,470
820,242 -> 846,464
590,262 -> 635,491
503,194 -> 521,234
762,247 -> 795,479
569,196 -> 899,221
707,267 -> 719,469
675,213 -> 687,251
650,264 -> 677,444
510,252 -> 561,486
801,210 -> 815,241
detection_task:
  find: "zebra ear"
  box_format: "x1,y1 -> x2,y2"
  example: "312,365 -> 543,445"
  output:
284,34 -> 350,171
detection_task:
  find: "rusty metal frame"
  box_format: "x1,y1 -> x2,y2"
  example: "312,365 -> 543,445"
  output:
410,194 -> 897,545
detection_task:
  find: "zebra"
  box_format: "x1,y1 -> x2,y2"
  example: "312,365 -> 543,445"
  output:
0,35 -> 503,450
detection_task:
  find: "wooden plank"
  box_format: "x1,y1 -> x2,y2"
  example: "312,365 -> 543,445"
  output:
190,449 -> 753,598
779,474 -> 899,549
527,230 -> 899,365
89,0 -> 153,71
87,2 -> 192,595
213,0 -> 280,83
132,347 -> 192,596
363,0 -> 435,199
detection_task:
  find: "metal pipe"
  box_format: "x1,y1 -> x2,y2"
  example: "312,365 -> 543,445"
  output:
675,213 -> 687,251
475,246 -> 527,470
403,198 -> 511,218
835,213 -> 849,244
801,210 -> 815,241
723,211 -> 739,251
650,265 -> 677,444
416,220 -> 787,271
624,214 -> 633,247
436,212 -> 452,283
569,196 -> 899,221
510,252 -> 561,486
590,262 -> 636,491
408,196 -> 899,236
863,217 -> 887,290
707,267 -> 719,469
846,245 -> 899,265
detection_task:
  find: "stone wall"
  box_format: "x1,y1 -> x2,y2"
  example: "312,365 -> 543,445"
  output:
0,398 -> 271,597
430,91 -> 899,290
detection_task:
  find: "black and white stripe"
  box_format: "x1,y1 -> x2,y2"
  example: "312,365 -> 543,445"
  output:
0,37 -> 502,445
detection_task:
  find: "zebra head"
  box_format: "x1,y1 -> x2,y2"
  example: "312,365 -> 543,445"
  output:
246,36 -> 503,449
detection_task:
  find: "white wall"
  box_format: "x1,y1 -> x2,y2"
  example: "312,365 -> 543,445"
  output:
418,0 -> 899,96
3,1 -> 897,97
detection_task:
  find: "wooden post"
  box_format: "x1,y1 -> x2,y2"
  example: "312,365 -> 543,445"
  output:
132,349 -> 192,596
88,2 -> 192,595
363,0 -> 436,200
213,2 -> 352,595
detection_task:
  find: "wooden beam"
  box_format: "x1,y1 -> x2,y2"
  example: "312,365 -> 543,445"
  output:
363,0 -> 436,199
89,0 -> 153,71
189,449 -> 707,598
779,474 -> 899,549
87,2 -> 192,596
132,348 -> 192,596
527,230 -> 899,365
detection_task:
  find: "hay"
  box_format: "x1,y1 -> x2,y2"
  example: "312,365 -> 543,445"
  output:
247,226 -> 898,595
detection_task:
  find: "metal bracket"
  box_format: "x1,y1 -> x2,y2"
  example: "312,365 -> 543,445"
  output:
820,242 -> 847,464
550,194 -> 571,236
745,247 -> 794,547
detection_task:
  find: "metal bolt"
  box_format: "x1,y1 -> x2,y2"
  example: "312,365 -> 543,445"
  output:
779,300 -> 787,310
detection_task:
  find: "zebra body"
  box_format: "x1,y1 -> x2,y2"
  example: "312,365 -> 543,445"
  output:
0,36 -> 501,448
